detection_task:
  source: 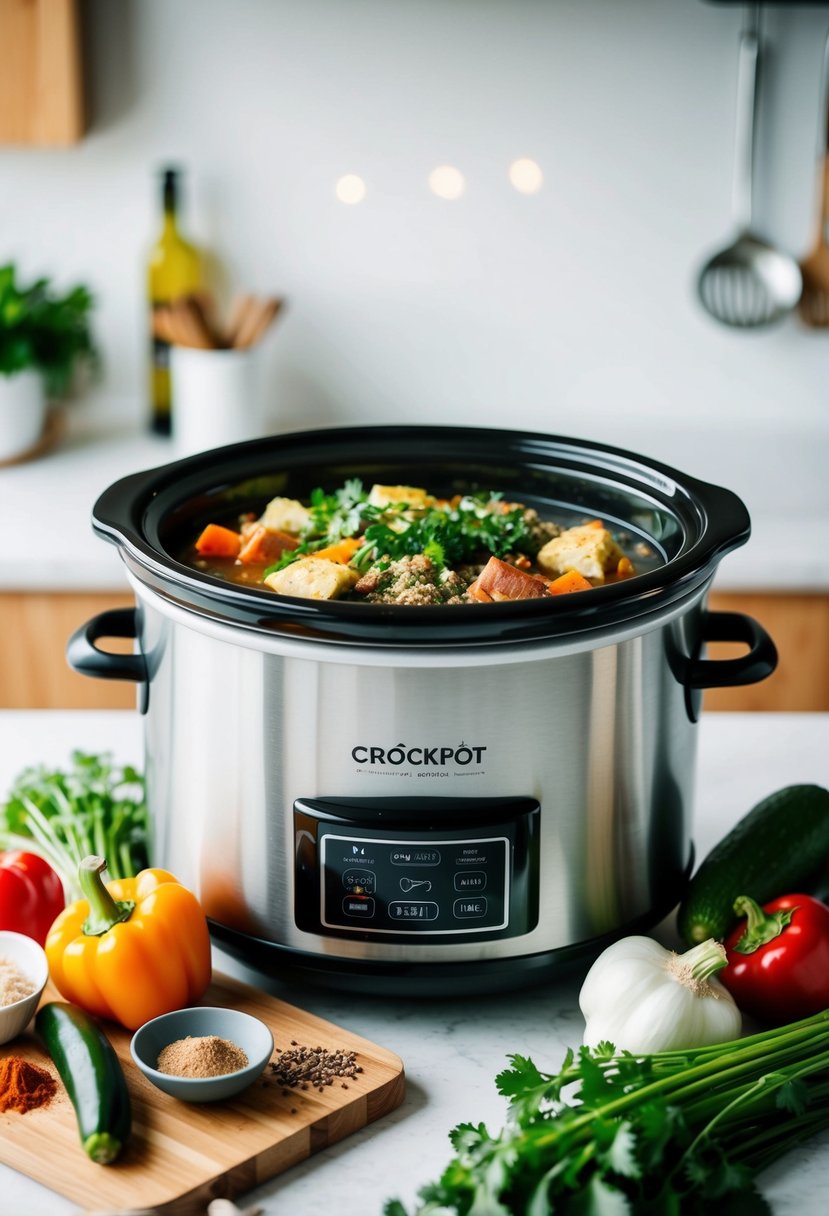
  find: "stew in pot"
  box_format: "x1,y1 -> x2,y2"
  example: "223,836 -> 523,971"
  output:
185,480 -> 658,605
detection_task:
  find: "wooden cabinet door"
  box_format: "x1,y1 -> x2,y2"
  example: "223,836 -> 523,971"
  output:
0,0 -> 84,145
0,590 -> 826,711
0,593 -> 135,709
704,592 -> 829,712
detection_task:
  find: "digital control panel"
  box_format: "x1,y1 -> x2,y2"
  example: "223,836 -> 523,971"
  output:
322,833 -> 509,935
294,796 -> 540,943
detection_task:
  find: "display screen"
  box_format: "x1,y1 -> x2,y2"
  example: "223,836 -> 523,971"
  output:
320,833 -> 509,934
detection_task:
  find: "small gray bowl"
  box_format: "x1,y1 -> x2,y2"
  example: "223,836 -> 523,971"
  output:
130,1006 -> 273,1103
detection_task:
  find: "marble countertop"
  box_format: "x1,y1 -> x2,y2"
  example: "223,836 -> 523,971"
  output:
1,417 -> 828,593
0,710 -> 827,1215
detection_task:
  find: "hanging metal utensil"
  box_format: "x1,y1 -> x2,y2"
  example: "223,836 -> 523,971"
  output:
798,29 -> 829,326
697,5 -> 802,328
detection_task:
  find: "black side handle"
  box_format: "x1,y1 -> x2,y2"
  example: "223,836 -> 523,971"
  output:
685,610 -> 777,721
67,608 -> 147,685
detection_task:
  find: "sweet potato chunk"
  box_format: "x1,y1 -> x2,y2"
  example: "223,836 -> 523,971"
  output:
468,556 -> 550,602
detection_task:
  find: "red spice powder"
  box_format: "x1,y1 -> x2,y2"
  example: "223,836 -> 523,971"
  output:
0,1056 -> 57,1113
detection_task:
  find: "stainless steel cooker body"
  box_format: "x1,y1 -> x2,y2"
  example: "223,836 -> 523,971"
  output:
68,426 -> 778,993
134,577 -> 704,965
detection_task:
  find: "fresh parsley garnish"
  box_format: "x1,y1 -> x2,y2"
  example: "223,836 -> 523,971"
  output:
351,494 -> 534,572
261,483 -> 537,582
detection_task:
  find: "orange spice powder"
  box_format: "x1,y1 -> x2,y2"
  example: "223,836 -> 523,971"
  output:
0,1056 -> 57,1113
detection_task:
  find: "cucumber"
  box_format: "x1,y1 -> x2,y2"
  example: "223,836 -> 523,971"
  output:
677,784 -> 829,945
35,1001 -> 131,1164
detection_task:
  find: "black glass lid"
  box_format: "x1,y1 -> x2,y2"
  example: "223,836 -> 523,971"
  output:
91,425 -> 750,646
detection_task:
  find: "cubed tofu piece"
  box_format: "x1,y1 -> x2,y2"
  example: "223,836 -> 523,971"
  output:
536,526 -> 623,584
367,484 -> 433,511
264,558 -> 358,600
259,496 -> 311,536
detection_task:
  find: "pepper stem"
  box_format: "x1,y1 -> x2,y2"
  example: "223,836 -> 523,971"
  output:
732,894 -> 796,955
79,855 -> 135,937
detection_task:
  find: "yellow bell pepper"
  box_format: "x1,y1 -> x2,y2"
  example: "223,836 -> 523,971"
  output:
46,855 -> 212,1030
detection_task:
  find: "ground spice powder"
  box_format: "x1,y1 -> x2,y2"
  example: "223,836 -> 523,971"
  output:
0,1057 -> 57,1113
156,1035 -> 249,1078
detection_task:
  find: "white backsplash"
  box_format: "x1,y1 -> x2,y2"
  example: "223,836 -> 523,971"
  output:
0,0 -> 827,523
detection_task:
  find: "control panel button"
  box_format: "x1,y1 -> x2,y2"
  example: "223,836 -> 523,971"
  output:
454,871 -> 486,892
399,876 -> 432,894
342,896 -> 375,918
454,897 -> 488,919
390,848 -> 441,867
343,870 -> 376,894
388,901 -> 439,922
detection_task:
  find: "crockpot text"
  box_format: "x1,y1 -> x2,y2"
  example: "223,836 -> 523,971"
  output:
352,744 -> 487,767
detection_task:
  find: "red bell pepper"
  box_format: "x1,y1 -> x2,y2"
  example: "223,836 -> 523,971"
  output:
0,851 -> 65,946
722,892 -> 829,1024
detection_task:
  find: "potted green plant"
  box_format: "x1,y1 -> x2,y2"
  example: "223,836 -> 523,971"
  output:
0,264 -> 96,462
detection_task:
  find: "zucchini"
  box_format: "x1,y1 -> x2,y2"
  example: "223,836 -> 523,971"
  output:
35,1001 -> 131,1164
677,784 -> 829,945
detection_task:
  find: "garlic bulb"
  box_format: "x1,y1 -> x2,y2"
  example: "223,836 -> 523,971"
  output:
579,935 -> 742,1053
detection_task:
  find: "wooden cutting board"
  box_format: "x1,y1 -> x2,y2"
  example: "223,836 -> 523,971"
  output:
0,974 -> 405,1214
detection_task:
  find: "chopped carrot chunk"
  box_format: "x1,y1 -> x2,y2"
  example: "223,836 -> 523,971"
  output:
195,524 -> 242,558
616,556 -> 635,578
548,568 -> 593,595
584,518 -> 605,529
238,525 -> 299,565
312,537 -> 362,564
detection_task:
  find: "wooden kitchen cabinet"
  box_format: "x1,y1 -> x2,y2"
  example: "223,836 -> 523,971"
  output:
0,0 -> 85,145
0,590 -> 826,711
704,592 -> 829,713
0,592 -> 135,709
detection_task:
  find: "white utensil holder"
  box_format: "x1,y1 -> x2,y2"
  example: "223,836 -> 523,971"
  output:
171,346 -> 264,458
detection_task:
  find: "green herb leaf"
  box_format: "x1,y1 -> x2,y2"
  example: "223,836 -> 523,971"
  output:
604,1121 -> 641,1180
775,1076 -> 810,1116
567,1175 -> 632,1216
386,1012 -> 829,1216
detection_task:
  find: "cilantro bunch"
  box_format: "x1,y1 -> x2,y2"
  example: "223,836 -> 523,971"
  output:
0,751 -> 148,899
385,1012 -> 829,1215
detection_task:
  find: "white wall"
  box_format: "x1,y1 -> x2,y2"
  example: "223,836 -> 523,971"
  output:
1,0 -> 828,510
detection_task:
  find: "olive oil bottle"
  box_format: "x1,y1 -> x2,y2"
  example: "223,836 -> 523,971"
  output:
147,167 -> 203,435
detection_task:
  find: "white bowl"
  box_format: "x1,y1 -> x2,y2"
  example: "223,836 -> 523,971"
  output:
0,932 -> 48,1044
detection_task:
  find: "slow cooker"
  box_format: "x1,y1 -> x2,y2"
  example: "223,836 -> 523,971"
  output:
68,426 -> 776,995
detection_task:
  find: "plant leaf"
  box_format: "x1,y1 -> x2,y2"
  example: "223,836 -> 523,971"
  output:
566,1175 -> 632,1216
776,1077 -> 810,1117
605,1121 -> 641,1180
